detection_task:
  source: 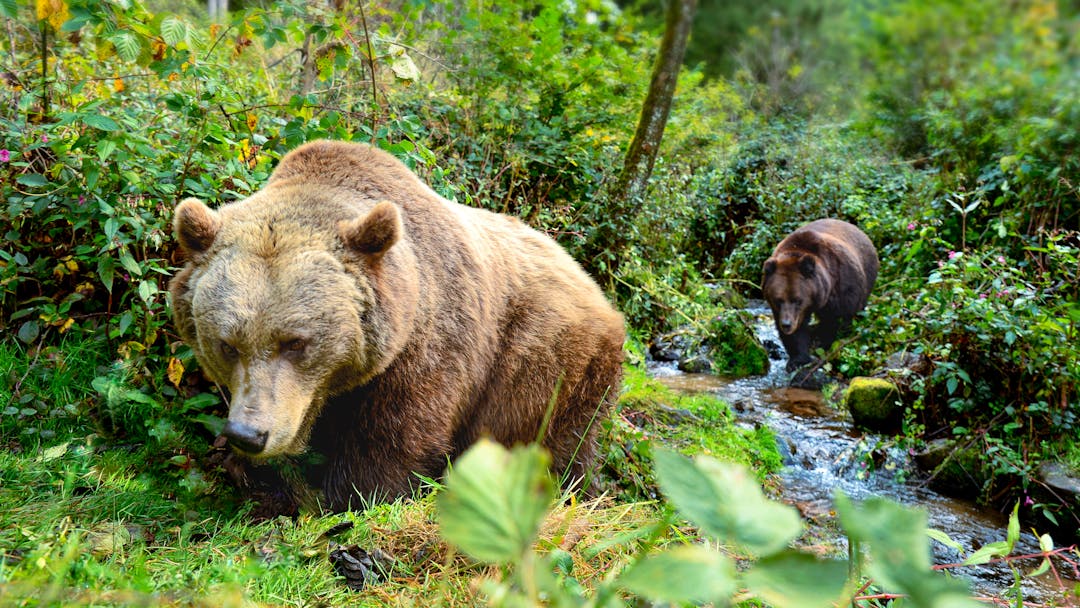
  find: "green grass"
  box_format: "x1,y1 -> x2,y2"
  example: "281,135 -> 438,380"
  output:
2,336 -> 778,606
616,365 -> 783,477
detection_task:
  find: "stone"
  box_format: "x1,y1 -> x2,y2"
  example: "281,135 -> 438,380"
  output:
844,377 -> 902,433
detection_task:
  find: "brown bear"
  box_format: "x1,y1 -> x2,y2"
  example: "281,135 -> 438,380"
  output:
761,219 -> 878,372
169,140 -> 625,512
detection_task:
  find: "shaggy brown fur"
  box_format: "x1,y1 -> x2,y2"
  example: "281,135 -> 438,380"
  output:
761,219 -> 878,371
170,140 -> 625,511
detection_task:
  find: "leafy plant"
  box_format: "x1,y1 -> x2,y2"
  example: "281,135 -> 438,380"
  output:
437,439 -> 984,608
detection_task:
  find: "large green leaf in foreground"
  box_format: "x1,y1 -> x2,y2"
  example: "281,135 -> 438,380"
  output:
437,439 -> 555,564
653,448 -> 803,556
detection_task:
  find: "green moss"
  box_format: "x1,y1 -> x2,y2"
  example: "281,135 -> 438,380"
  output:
844,377 -> 902,431
704,311 -> 769,377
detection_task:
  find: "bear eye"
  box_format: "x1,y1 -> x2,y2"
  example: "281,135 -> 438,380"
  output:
219,340 -> 239,360
281,338 -> 307,356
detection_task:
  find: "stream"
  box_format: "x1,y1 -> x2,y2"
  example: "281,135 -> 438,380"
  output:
648,301 -> 1076,605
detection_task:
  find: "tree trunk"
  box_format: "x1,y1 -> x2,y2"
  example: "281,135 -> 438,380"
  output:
208,0 -> 228,21
595,0 -> 698,275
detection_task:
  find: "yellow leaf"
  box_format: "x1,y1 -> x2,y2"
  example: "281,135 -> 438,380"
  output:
113,77 -> 124,93
59,318 -> 74,333
36,0 -> 70,31
167,357 -> 185,388
246,113 -> 257,132
65,259 -> 78,272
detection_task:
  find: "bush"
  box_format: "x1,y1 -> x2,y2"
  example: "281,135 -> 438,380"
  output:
842,234 -> 1079,501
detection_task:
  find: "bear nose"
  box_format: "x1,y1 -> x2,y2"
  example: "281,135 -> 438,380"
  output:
780,320 -> 793,332
222,421 -> 268,454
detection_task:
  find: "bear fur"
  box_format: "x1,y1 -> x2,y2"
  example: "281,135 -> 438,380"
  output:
761,219 -> 878,371
169,140 -> 624,511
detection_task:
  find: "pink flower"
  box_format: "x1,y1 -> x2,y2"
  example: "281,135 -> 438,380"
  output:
948,251 -> 960,260
0,149 -> 9,162
907,222 -> 916,230
1024,495 -> 1035,507
997,255 -> 1005,264
41,134 -> 48,143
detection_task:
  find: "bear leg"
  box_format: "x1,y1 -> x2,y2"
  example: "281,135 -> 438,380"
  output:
780,326 -> 814,372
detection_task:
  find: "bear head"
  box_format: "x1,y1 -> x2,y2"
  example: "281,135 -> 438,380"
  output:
761,251 -> 831,335
169,194 -> 410,458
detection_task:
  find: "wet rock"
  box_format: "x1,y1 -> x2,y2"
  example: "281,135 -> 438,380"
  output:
1033,462 -> 1080,543
762,339 -> 785,361
913,439 -> 985,498
650,330 -> 692,362
843,377 -> 902,433
913,438 -> 953,471
767,387 -> 829,418
677,353 -> 713,374
884,351 -> 931,376
788,365 -> 829,390
1039,461 -> 1080,495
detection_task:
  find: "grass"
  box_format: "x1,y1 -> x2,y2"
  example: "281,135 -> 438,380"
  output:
0,334 -> 779,606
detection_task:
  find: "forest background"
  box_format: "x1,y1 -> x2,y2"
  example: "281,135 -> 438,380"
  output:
1,0 -> 1079,605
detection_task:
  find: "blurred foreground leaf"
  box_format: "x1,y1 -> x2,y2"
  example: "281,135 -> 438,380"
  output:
437,439 -> 554,564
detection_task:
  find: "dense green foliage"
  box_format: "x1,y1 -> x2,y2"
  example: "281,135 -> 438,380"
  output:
2,0 -> 1079,603
438,439 -> 984,608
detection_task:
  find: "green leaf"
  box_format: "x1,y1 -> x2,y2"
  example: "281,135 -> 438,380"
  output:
104,217 -> 119,242
742,550 -> 849,608
193,414 -> 226,437
39,442 -> 70,462
946,376 -> 958,395
962,540 -> 1009,566
836,493 -> 980,608
83,113 -> 119,131
118,250 -> 142,277
182,393 -> 222,413
653,449 -> 802,556
617,544 -> 736,604
436,439 -> 554,564
16,174 -> 49,187
137,280 -> 153,304
98,256 -> 116,293
1005,501 -> 1020,553
111,32 -> 141,62
926,528 -> 965,554
161,16 -> 186,46
0,0 -> 16,19
96,139 -> 117,162
17,320 -> 40,344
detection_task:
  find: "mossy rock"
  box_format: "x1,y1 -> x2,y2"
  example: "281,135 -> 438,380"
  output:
914,439 -> 986,499
843,377 -> 902,433
704,311 -> 769,377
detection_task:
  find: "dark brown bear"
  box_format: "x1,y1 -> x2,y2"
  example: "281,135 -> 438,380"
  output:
169,140 -> 625,512
761,219 -> 878,371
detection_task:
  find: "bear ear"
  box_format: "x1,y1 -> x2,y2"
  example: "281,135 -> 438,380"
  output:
174,198 -> 221,258
798,255 -> 817,278
763,259 -> 777,277
338,201 -> 401,257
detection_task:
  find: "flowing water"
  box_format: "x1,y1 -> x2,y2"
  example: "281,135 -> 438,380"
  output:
648,302 -> 1077,604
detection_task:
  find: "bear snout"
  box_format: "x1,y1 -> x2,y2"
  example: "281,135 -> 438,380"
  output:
222,420 -> 269,454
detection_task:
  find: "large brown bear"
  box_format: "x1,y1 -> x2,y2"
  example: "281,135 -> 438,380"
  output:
761,219 -> 878,372
169,140 -> 624,511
